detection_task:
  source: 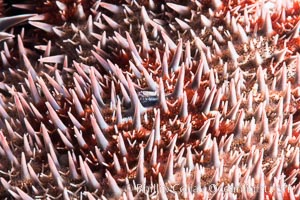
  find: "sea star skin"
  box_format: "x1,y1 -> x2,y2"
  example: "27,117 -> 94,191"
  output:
0,0 -> 300,199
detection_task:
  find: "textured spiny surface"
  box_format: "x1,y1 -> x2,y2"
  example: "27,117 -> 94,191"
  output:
0,0 -> 300,199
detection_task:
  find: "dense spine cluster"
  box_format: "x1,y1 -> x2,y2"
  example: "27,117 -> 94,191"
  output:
0,0 -> 300,199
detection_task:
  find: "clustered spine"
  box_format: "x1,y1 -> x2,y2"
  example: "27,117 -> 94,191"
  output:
0,0 -> 300,199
